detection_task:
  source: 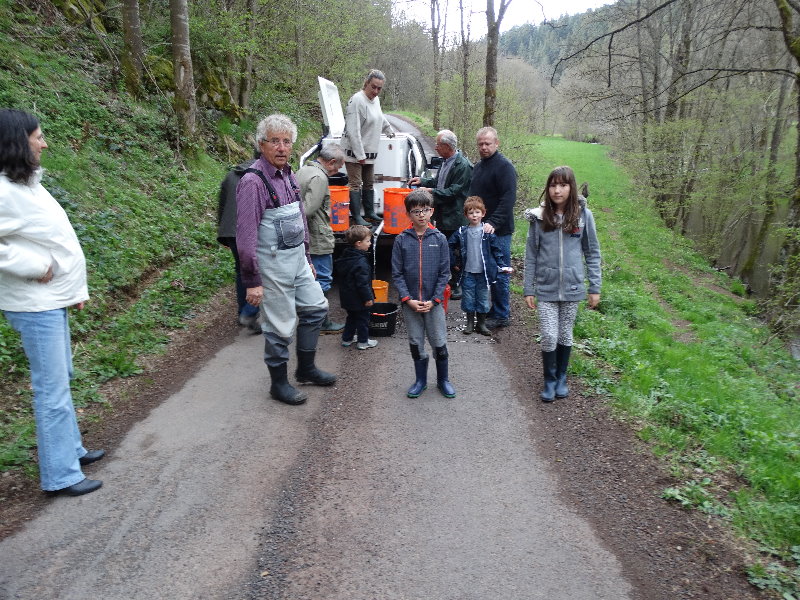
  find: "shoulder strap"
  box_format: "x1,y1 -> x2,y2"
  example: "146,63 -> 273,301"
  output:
243,167 -> 280,208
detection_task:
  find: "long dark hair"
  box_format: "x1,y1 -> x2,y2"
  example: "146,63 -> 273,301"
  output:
539,165 -> 580,233
0,109 -> 40,184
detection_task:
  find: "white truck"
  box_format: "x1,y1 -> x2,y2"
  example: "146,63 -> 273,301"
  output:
299,77 -> 432,239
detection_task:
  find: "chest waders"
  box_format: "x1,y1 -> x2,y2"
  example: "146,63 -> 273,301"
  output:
245,168 -> 336,405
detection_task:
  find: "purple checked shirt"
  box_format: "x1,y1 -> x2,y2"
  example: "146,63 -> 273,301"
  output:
235,157 -> 310,288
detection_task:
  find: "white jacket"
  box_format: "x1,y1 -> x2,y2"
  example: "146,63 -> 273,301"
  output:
0,170 -> 89,312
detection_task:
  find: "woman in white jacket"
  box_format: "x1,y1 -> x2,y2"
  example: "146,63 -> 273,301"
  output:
0,109 -> 104,496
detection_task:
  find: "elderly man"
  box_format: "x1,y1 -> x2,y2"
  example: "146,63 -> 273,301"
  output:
297,143 -> 346,334
409,129 -> 472,299
468,126 -> 517,329
236,114 -> 336,405
341,69 -> 395,226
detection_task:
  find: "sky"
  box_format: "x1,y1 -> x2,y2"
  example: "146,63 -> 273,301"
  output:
397,0 -> 612,34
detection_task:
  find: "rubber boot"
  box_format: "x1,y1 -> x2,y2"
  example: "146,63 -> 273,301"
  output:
295,350 -> 337,386
435,357 -> 456,398
463,312 -> 475,335
449,279 -> 462,300
541,350 -> 557,402
320,310 -> 344,334
555,344 -> 572,399
475,313 -> 492,336
349,190 -> 369,226
407,358 -> 428,398
268,363 -> 307,405
362,188 -> 380,223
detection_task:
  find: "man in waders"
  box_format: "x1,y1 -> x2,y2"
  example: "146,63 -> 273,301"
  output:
236,113 -> 336,405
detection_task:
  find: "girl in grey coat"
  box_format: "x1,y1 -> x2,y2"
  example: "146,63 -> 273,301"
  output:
523,166 -> 601,402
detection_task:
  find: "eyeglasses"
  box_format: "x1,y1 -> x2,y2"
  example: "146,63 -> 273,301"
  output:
264,138 -> 293,147
409,208 -> 432,216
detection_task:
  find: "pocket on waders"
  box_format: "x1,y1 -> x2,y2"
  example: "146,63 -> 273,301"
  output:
275,212 -> 305,250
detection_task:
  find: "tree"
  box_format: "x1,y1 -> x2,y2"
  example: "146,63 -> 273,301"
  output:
120,0 -> 144,97
430,0 -> 447,129
169,0 -> 197,139
482,0 -> 512,126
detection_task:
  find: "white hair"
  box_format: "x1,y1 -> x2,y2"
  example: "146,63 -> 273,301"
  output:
256,114 -> 297,143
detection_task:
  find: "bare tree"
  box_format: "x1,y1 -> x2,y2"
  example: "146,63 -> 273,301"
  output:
121,0 -> 144,97
430,0 -> 447,129
482,0 -> 512,126
169,0 -> 197,139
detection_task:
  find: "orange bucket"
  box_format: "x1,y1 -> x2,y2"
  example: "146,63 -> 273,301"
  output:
329,186 -> 350,231
383,188 -> 413,234
372,279 -> 389,303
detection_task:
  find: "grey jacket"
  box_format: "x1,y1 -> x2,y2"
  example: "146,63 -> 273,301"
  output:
522,197 -> 601,301
391,225 -> 451,304
297,160 -> 335,255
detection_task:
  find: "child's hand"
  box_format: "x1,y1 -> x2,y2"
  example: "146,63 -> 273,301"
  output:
524,295 -> 537,310
587,293 -> 600,309
365,299 -> 374,307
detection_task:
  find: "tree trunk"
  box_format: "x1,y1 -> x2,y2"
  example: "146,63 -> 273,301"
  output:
169,0 -> 197,140
121,0 -> 144,97
431,0 -> 443,130
482,0 -> 500,126
238,0 -> 257,109
459,0 -> 471,135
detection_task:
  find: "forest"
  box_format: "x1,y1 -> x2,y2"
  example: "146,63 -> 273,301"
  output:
1,0 -> 799,594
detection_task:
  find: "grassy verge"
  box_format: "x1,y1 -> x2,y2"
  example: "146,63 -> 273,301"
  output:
511,135 -> 799,596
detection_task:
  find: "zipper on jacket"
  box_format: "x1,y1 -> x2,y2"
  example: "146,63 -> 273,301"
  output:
418,233 -> 424,300
558,227 -> 564,301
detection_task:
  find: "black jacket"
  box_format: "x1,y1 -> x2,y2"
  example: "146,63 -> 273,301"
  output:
336,247 -> 375,311
216,159 -> 256,245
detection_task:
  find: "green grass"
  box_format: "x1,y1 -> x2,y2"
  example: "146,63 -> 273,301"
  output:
511,135 -> 800,590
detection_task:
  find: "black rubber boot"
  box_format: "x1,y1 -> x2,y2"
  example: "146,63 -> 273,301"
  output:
268,363 -> 307,405
407,358 -> 428,398
349,190 -> 369,226
449,282 -> 462,300
435,357 -> 456,398
541,350 -> 557,402
463,312 -> 475,335
295,350 -> 337,386
555,344 -> 572,398
320,311 -> 345,334
475,313 -> 491,336
362,188 -> 380,223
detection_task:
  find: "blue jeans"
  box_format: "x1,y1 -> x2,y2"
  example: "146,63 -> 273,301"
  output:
343,308 -> 370,343
460,271 -> 490,313
311,254 -> 334,294
227,239 -> 258,318
4,308 -> 87,491
488,234 -> 512,320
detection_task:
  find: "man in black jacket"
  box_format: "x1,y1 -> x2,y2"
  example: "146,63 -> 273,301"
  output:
468,126 -> 517,328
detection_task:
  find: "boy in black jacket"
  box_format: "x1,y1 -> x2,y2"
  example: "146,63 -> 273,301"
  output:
336,225 -> 377,350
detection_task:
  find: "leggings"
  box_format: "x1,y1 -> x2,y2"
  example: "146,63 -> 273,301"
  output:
537,300 -> 579,352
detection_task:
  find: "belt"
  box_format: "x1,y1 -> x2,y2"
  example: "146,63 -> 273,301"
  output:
346,149 -> 377,160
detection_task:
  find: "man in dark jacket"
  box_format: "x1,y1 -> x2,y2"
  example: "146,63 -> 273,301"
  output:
217,151 -> 260,333
409,129 -> 472,299
468,126 -> 517,328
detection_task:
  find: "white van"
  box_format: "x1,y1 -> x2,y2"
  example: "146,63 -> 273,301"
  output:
299,77 -> 429,236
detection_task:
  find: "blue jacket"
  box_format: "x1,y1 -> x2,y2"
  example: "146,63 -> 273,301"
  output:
522,197 -> 601,301
391,225 -> 450,303
448,225 -> 508,286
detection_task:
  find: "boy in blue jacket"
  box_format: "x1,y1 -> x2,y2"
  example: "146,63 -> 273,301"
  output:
391,189 -> 455,398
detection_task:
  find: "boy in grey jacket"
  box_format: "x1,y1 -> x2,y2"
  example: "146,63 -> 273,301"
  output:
391,189 -> 455,398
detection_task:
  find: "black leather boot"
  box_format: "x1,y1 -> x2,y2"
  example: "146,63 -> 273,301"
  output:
407,358 -> 428,398
555,344 -> 572,398
541,350 -> 557,402
362,188 -> 380,223
463,312 -> 475,334
475,313 -> 491,336
349,190 -> 369,226
268,363 -> 307,405
295,350 -> 337,386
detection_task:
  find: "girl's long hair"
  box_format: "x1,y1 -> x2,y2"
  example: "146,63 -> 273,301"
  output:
0,109 -> 40,184
539,166 -> 580,233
